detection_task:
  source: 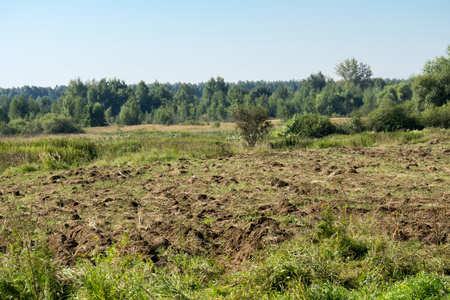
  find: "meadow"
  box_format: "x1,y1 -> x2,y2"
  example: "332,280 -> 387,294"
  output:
0,126 -> 449,299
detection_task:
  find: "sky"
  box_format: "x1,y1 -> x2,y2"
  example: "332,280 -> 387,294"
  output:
0,0 -> 449,88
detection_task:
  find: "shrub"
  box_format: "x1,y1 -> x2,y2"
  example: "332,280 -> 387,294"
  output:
0,122 -> 15,135
23,118 -> 44,134
40,114 -> 84,134
182,120 -> 205,126
421,103 -> 450,128
279,114 -> 336,138
368,100 -> 423,132
231,105 -> 273,147
336,116 -> 369,134
7,119 -> 27,134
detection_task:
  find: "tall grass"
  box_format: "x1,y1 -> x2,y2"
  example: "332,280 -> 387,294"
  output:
0,131 -> 239,174
270,129 -> 450,150
2,128 -> 449,174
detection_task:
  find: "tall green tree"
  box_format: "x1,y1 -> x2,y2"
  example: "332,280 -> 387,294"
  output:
0,106 -> 8,123
0,95 -> 11,114
91,102 -> 107,127
73,97 -> 86,123
269,86 -> 292,118
89,78 -> 131,116
8,94 -> 28,120
173,83 -> 198,122
149,81 -> 173,110
27,96 -> 40,119
360,87 -> 379,115
135,80 -> 151,113
60,95 -> 76,118
82,102 -> 107,127
315,84 -> 345,116
245,86 -> 272,106
423,45 -> 450,75
340,83 -> 364,115
117,97 -> 141,125
65,78 -> 87,99
198,77 -> 228,120
228,84 -> 248,106
291,73 -> 327,115
81,102 -> 93,127
397,83 -> 413,102
413,45 -> 450,110
38,96 -> 53,114
335,58 -> 372,88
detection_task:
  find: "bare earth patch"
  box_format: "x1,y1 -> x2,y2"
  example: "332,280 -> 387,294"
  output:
1,141 -> 449,269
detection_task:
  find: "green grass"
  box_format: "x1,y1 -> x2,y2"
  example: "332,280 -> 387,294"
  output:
1,128 -> 450,299
2,198 -> 449,299
1,128 -> 449,175
270,128 -> 450,150
0,131 -> 238,174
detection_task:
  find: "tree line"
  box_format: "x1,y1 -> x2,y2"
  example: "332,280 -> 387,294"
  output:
0,45 -> 449,134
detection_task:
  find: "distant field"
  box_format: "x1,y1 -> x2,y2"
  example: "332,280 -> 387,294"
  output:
84,118 -> 352,133
85,122 -> 239,133
330,117 -> 351,123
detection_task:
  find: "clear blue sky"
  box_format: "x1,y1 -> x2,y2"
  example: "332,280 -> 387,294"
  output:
0,0 -> 449,88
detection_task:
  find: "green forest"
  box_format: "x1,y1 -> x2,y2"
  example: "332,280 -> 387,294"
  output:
1,46 -> 449,135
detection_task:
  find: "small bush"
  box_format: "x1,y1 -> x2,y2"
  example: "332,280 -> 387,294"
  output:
231,105 -> 273,147
317,203 -> 340,239
279,114 -> 336,138
40,114 -> 84,134
368,100 -> 423,132
182,120 -> 205,126
0,122 -> 15,135
421,103 -> 450,128
7,119 -> 27,134
23,118 -> 44,134
336,116 -> 369,134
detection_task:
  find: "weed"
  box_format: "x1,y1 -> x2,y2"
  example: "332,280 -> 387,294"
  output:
317,203 -> 342,239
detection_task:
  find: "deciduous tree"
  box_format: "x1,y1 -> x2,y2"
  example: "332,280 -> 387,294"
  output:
8,94 -> 28,120
117,97 -> 141,125
335,58 -> 372,88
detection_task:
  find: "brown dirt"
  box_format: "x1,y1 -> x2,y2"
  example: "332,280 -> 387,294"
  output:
1,142 -> 449,269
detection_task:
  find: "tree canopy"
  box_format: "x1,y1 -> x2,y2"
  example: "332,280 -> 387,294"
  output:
335,58 -> 373,88
1,46 -> 449,135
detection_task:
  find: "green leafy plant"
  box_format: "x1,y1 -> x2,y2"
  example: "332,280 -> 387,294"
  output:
421,102 -> 450,128
317,203 -> 340,239
278,114 -> 336,140
231,105 -> 273,147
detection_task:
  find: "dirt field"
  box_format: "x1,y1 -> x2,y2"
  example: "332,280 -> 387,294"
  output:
1,140 -> 449,269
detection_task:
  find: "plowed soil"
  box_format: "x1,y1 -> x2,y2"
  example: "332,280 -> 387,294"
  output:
1,141 -> 449,269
